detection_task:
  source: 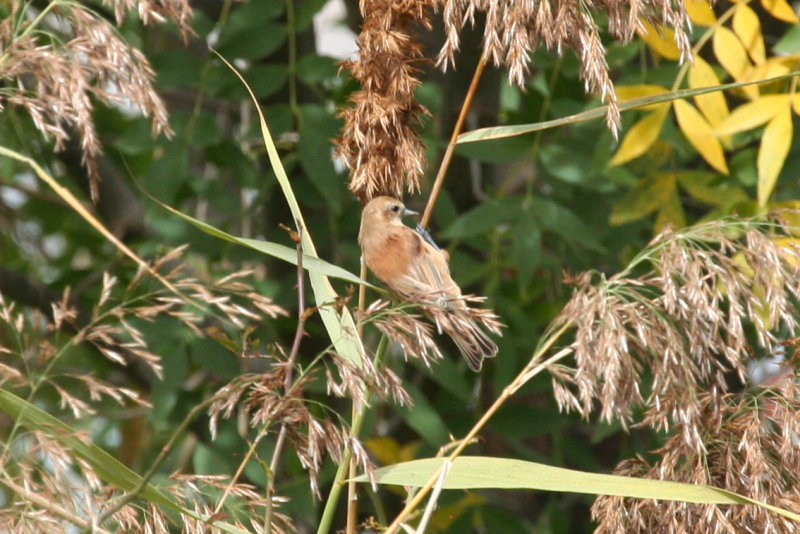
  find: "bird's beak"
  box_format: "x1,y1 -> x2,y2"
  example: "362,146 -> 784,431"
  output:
403,207 -> 418,217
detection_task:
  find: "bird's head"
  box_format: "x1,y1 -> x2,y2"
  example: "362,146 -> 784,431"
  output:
362,196 -> 418,226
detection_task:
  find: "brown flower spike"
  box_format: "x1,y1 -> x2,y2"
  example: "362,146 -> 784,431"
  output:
338,0 -> 697,198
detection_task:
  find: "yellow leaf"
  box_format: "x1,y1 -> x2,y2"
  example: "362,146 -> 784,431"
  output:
757,107 -> 793,207
430,494 -> 485,531
674,99 -> 729,174
733,4 -> 766,64
770,208 -> 800,238
744,58 -> 790,87
714,94 -> 789,135
688,57 -> 729,127
366,437 -> 421,466
638,21 -> 682,61
773,236 -> 800,265
678,170 -> 748,206
609,104 -> 669,166
761,0 -> 799,23
366,437 -> 401,466
610,173 -> 677,225
740,59 -> 790,100
731,251 -> 755,279
615,84 -> 671,111
713,26 -> 752,81
738,75 -> 761,101
655,190 -> 687,231
686,0 -> 717,26
616,85 -> 669,101
793,94 -> 800,116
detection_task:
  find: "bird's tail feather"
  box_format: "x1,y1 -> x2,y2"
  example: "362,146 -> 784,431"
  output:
447,317 -> 498,372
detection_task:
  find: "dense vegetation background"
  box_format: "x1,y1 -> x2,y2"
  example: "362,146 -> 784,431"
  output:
2,0 -> 800,532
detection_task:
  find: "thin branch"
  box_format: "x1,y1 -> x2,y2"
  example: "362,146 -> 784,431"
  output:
347,259 -> 370,534
416,459 -> 452,532
346,401 -> 360,534
383,320 -> 573,533
265,221 -> 307,533
96,397 -> 217,526
420,55 -> 487,229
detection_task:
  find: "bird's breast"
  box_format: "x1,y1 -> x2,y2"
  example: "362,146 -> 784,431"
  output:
365,232 -> 415,286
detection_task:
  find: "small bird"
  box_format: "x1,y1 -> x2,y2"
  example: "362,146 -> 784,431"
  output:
359,196 -> 498,371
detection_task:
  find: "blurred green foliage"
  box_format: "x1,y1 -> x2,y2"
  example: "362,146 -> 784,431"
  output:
1,0 -> 799,532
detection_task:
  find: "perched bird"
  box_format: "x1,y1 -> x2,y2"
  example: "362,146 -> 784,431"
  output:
359,196 -> 499,371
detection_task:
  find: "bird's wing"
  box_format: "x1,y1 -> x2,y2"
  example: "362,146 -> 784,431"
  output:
401,232 -> 463,309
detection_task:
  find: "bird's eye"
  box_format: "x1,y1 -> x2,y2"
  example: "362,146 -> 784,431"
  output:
391,204 -> 401,213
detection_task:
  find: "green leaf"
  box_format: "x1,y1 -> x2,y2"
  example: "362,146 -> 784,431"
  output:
774,24 -> 800,54
155,201 -> 371,288
151,50 -> 204,88
730,147 -> 759,186
513,206 -> 541,292
531,198 -> 604,251
353,456 -> 800,523
174,111 -> 220,147
0,389 -> 172,507
295,0 -> 329,30
454,135 -> 533,164
227,0 -> 284,23
245,64 -> 289,98
216,22 -> 287,60
0,389 -> 249,533
213,51 -> 368,369
540,142 -> 592,184
394,383 -> 452,446
298,104 -> 344,213
297,55 -> 341,84
443,198 -> 521,239
111,118 -> 157,154
415,356 -> 473,403
145,141 -> 189,203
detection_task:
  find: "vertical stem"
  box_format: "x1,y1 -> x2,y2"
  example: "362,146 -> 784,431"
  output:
358,261 -> 368,337
265,222 -> 307,533
383,322 -> 572,534
285,0 -> 299,119
317,335 -> 389,534
420,55 -> 488,228
346,401 -> 361,534
344,238 -> 371,533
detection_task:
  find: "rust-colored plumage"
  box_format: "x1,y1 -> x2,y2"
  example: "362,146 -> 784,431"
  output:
359,196 -> 498,371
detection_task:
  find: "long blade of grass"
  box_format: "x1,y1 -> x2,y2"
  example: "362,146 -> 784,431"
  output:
0,389 -> 248,533
458,71 -> 800,143
157,200 -> 373,288
356,456 -> 800,523
213,50 -> 366,368
0,146 -> 187,301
